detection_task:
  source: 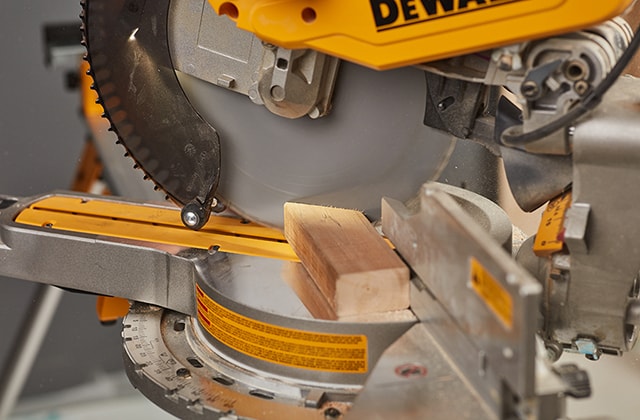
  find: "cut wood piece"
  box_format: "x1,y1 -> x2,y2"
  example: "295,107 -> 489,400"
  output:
284,202 -> 410,317
282,262 -> 338,320
283,261 -> 416,322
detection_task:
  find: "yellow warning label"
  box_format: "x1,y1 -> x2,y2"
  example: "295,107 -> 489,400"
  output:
470,258 -> 513,330
533,191 -> 572,257
195,285 -> 368,373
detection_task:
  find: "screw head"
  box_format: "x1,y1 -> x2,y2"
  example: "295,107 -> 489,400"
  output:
521,81 -> 540,99
574,80 -> 589,96
497,54 -> 513,71
395,363 -> 428,378
324,407 -> 341,419
183,211 -> 199,227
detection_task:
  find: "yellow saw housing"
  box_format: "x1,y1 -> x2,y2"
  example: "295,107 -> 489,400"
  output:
207,0 -> 633,70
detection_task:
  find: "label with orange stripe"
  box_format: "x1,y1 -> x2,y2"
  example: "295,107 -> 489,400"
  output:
195,285 -> 368,373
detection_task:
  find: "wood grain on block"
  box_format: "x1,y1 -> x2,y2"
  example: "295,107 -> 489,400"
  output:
282,261 -> 338,320
284,202 -> 410,317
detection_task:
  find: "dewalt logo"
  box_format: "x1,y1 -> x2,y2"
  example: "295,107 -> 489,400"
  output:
370,0 -> 522,31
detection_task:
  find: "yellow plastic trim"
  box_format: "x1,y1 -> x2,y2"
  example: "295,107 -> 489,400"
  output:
96,296 -> 131,323
15,196 -> 299,262
208,0 -> 632,70
533,191 -> 571,258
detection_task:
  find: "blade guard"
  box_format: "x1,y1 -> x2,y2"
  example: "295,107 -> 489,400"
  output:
82,0 -> 221,229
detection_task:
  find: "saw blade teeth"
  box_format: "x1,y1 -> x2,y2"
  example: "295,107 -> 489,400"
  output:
80,0 -> 221,218
80,0 -> 154,201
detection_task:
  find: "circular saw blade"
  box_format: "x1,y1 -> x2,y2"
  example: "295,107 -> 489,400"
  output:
84,0 -> 454,228
81,0 -> 221,228
175,62 -> 453,226
176,62 -> 455,227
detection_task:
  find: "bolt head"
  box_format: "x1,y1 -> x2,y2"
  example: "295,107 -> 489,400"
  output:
521,81 -> 540,98
324,407 -> 341,419
498,54 -> 513,71
183,211 -> 199,227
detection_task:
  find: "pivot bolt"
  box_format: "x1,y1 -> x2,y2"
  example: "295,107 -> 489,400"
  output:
183,211 -> 199,227
181,201 -> 212,230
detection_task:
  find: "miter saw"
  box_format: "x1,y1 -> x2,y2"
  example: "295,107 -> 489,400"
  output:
2,0 -> 640,418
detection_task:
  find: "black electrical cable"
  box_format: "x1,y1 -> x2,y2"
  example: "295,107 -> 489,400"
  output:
501,21 -> 640,147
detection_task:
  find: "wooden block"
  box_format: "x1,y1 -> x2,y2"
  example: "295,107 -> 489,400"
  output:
624,4 -> 640,77
284,202 -> 410,317
282,261 -> 416,322
282,261 -> 338,320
